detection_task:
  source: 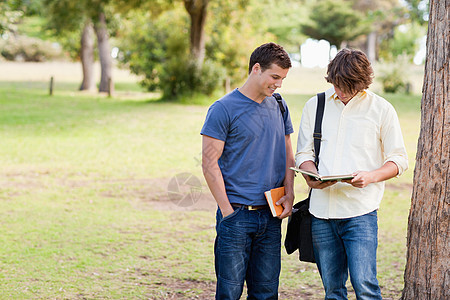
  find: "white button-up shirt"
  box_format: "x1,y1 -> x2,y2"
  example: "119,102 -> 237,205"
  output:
296,87 -> 408,219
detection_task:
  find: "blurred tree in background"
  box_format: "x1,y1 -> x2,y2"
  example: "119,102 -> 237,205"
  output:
0,1 -> 23,35
0,0 -> 430,99
262,0 -> 308,53
43,0 -> 121,93
301,0 -> 370,51
403,0 -> 429,25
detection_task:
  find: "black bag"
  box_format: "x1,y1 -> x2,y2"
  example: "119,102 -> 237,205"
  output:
284,92 -> 325,263
285,194 -> 315,262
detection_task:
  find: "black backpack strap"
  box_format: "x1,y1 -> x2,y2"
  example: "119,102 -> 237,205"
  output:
313,92 -> 325,168
273,93 -> 286,115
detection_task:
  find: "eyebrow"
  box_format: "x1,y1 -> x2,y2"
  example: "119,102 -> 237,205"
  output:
271,74 -> 286,79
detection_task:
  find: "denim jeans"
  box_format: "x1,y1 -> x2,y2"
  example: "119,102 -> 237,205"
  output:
311,210 -> 382,300
215,206 -> 282,300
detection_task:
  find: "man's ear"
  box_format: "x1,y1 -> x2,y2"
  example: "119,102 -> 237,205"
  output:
252,63 -> 261,74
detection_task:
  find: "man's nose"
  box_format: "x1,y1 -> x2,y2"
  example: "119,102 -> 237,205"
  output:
275,79 -> 282,88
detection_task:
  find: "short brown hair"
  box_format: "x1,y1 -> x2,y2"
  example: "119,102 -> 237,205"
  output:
248,42 -> 291,74
325,48 -> 373,94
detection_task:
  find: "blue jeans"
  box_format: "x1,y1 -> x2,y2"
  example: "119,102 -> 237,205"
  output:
311,210 -> 382,300
215,206 -> 282,300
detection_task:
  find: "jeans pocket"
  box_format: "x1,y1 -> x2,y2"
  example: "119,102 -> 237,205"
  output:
218,206 -> 242,224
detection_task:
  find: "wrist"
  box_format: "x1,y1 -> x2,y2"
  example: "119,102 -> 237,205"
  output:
220,206 -> 234,217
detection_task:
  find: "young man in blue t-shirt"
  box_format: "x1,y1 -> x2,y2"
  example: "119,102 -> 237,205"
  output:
201,42 -> 295,299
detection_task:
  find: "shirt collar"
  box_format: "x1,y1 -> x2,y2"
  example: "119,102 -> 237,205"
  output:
329,87 -> 367,102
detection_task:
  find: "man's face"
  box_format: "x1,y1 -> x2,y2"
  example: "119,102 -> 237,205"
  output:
334,85 -> 357,103
257,63 -> 289,98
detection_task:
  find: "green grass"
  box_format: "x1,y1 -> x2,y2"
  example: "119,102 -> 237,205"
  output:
0,80 -> 421,298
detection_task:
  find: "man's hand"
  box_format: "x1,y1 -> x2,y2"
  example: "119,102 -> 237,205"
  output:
304,174 -> 337,189
343,162 -> 399,188
343,171 -> 375,188
298,161 -> 337,189
220,206 -> 235,218
276,193 -> 295,219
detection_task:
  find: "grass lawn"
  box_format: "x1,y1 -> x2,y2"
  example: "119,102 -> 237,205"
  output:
0,63 -> 422,299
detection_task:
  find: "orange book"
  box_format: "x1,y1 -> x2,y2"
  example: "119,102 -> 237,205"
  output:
264,186 -> 285,217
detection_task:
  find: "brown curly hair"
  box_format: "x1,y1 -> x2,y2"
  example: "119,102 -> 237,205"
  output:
325,48 -> 374,94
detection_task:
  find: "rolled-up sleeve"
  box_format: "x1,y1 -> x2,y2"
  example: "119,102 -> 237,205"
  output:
295,98 -> 316,168
381,104 -> 409,176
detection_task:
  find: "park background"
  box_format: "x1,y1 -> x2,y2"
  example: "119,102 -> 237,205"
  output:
0,0 -> 430,299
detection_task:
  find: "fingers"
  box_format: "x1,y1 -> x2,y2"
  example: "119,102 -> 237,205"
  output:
278,206 -> 292,219
276,195 -> 294,219
275,195 -> 286,206
309,180 -> 337,189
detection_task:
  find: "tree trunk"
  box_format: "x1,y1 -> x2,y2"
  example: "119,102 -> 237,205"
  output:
79,20 -> 95,91
401,1 -> 449,299
366,31 -> 376,62
184,0 -> 209,65
94,11 -> 113,94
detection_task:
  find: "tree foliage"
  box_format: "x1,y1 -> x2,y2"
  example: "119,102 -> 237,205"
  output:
117,6 -> 224,98
206,0 -> 272,86
379,22 -> 426,62
0,1 -> 23,35
301,0 -> 370,49
118,0 -> 272,98
43,0 -> 121,58
403,0 -> 429,25
261,0 -> 309,52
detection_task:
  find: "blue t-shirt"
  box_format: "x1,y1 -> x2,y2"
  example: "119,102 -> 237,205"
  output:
201,89 -> 294,205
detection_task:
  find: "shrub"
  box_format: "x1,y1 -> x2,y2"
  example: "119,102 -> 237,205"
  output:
119,9 -> 225,99
379,68 -> 406,93
0,35 -> 63,62
160,57 -> 225,99
377,56 -> 412,94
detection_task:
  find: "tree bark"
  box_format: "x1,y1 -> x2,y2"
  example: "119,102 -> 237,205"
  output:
94,11 -> 113,94
184,0 -> 209,65
79,20 -> 95,91
401,1 -> 449,299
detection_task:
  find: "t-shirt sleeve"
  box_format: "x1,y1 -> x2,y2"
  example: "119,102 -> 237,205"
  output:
282,99 -> 294,135
200,101 -> 229,141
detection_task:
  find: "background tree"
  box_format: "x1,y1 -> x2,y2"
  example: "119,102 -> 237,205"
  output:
118,0 -> 269,99
93,6 -> 113,93
262,0 -> 308,53
79,20 -> 95,91
301,0 -> 370,53
44,0 -> 93,90
350,0 -> 405,62
205,0 -> 270,90
44,0 -> 116,93
117,5 -> 225,98
378,22 -> 426,62
401,0 -> 449,299
183,0 -> 208,65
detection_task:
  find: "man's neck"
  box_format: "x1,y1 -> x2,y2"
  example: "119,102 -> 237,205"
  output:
239,80 -> 265,103
339,91 -> 360,105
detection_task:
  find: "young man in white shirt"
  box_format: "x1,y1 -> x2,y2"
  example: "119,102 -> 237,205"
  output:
295,48 -> 408,299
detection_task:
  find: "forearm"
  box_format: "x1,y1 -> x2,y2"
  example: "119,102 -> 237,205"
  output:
369,161 -> 399,182
299,160 -> 318,173
202,162 -> 233,216
284,135 -> 295,197
202,136 -> 233,216
350,161 -> 399,188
